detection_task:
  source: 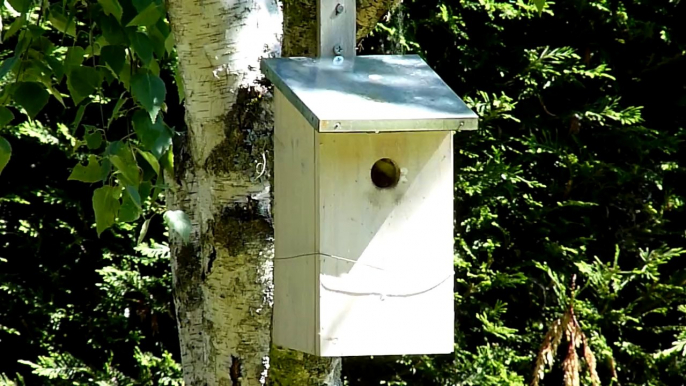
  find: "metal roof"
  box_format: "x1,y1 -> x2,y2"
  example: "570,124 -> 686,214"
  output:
261,55 -> 478,133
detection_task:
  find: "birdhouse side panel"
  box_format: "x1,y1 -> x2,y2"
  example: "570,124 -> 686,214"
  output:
315,131 -> 455,356
273,90 -> 318,355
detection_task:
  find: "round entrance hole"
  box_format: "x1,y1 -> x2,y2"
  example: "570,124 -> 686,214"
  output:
370,158 -> 400,189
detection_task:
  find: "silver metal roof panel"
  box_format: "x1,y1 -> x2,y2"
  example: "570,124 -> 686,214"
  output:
261,55 -> 478,133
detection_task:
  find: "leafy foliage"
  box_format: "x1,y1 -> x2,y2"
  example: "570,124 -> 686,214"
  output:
0,0 -> 184,383
0,0 -> 181,239
345,0 -> 686,385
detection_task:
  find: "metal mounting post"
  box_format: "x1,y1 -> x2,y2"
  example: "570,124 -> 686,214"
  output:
317,0 -> 356,59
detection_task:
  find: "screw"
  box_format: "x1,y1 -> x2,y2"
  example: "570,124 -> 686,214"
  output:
334,122 -> 342,130
335,3 -> 345,14
333,44 -> 343,55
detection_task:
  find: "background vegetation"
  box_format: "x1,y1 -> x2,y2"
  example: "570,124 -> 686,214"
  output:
1,0 -> 685,385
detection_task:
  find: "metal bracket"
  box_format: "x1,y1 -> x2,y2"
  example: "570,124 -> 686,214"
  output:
317,0 -> 356,59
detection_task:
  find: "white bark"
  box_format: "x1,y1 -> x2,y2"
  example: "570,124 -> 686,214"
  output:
165,1 -> 280,385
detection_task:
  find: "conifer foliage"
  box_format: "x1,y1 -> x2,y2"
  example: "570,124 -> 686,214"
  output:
1,0 -> 686,385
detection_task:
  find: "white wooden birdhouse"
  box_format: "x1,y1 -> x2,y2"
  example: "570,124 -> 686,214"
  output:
261,54 -> 478,357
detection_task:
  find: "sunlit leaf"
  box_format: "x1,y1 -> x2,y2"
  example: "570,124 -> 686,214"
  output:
93,186 -> 122,236
98,0 -> 123,21
137,218 -> 151,245
164,210 -> 191,243
136,148 -> 160,175
111,155 -> 140,187
68,155 -> 107,183
48,8 -> 76,37
126,2 -> 162,27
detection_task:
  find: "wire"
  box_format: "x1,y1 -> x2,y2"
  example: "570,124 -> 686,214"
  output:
274,252 -> 454,298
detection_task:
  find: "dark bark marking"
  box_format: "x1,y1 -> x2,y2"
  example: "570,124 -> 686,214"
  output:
213,203 -> 272,257
174,243 -> 203,311
205,86 -> 272,175
230,355 -> 242,386
204,246 -> 217,280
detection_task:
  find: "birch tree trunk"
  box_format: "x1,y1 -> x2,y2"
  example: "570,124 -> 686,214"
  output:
165,1 -> 397,385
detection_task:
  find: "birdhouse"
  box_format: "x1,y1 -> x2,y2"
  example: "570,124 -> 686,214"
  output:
261,54 -> 478,357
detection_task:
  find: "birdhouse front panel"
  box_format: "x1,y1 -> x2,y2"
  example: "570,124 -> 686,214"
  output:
316,130 -> 455,356
264,54 -> 478,357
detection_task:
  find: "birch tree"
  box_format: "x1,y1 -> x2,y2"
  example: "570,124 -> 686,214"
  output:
164,0 -> 396,385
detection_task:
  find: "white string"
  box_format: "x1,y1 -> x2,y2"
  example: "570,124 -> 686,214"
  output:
274,252 -> 454,298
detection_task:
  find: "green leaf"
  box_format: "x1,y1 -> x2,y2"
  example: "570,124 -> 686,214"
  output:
93,186 -> 122,236
5,17 -> 25,41
138,180 -> 152,202
132,110 -> 172,158
106,140 -> 125,156
118,191 -> 141,222
118,59 -> 132,88
147,25 -> 167,58
13,82 -> 49,119
48,8 -> 76,37
45,55 -> 65,80
126,2 -> 161,27
174,72 -> 185,102
165,31 -> 175,54
68,155 -> 106,183
151,182 -> 164,204
98,0 -> 123,21
130,32 -> 154,65
98,14 -> 128,45
126,185 -> 142,208
131,73 -> 166,123
160,146 -> 173,175
8,0 -> 31,13
132,0 -> 152,12
111,154 -> 140,187
147,58 -> 160,75
0,56 -> 20,80
164,210 -> 191,243
533,0 -> 545,13
0,136 -> 12,176
100,45 -> 126,76
72,104 -> 87,132
67,67 -> 101,105
107,94 -> 127,128
0,107 -> 15,129
86,131 -> 104,149
136,148 -> 160,175
64,46 -> 86,68
137,218 -> 151,244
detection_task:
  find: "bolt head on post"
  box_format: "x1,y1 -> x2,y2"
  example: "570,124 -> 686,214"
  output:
333,44 -> 343,55
335,3 -> 345,14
